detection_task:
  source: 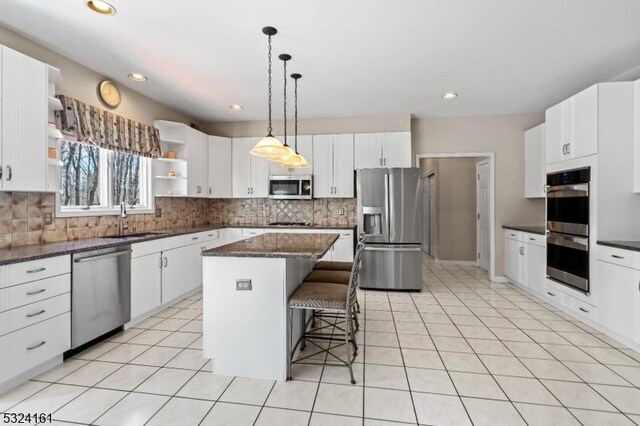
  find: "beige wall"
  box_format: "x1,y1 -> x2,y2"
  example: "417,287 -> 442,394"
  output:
204,115 -> 410,137
421,158 -> 481,262
0,25 -> 193,126
412,113 -> 546,276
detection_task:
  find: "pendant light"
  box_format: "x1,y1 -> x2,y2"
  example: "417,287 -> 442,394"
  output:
281,73 -> 310,168
250,26 -> 288,158
269,53 -> 297,163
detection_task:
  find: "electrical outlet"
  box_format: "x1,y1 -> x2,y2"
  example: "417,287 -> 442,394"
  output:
43,212 -> 53,225
155,207 -> 162,218
339,208 -> 345,216
236,279 -> 252,291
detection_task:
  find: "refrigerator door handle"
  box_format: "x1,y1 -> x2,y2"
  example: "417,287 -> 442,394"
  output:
384,173 -> 391,241
364,245 -> 422,252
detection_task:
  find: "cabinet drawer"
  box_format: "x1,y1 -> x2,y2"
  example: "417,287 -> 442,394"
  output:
241,228 -> 265,238
568,297 -> 597,321
544,285 -> 566,306
132,235 -> 185,258
0,293 -> 70,336
524,233 -> 546,247
0,274 -> 70,312
597,245 -> 638,269
0,313 -> 70,383
3,255 -> 70,289
505,230 -> 522,241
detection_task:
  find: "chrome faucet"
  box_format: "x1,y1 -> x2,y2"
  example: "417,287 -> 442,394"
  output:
118,202 -> 128,235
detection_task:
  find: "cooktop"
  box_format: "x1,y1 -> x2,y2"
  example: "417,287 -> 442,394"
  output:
268,221 -> 311,227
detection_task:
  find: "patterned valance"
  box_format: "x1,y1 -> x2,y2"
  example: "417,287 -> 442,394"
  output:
56,95 -> 163,158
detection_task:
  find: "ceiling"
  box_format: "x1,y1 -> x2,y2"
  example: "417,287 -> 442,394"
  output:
2,0 -> 640,122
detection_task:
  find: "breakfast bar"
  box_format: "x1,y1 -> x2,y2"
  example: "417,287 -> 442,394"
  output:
201,232 -> 339,381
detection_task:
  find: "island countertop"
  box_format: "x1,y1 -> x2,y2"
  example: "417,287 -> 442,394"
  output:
202,232 -> 339,259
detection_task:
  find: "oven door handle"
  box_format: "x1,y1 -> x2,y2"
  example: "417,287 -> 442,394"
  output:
547,234 -> 588,251
546,183 -> 589,198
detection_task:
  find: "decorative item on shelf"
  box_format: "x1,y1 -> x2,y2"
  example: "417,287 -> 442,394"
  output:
269,54 -> 297,164
281,73 -> 310,169
166,151 -> 177,159
48,147 -> 58,160
165,190 -> 175,196
250,26 -> 287,158
168,170 -> 177,177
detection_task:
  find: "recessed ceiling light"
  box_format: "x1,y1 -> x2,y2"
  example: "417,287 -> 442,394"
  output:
128,73 -> 147,82
229,104 -> 244,111
442,92 -> 458,100
86,0 -> 116,16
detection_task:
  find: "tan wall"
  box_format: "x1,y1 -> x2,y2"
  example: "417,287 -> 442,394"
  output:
420,158 -> 481,262
0,25 -> 193,127
412,113 -> 546,276
204,115 -> 411,137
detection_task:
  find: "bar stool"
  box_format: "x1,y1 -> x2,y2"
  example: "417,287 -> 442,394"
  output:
288,242 -> 365,384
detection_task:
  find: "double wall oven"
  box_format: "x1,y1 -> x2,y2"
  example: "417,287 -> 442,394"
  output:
546,167 -> 590,293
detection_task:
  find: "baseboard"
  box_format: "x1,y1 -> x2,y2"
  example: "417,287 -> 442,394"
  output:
434,259 -> 477,266
0,355 -> 62,394
492,275 -> 510,283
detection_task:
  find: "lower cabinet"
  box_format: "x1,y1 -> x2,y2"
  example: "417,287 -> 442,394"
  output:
162,244 -> 200,304
130,253 -> 162,319
504,230 -> 546,294
525,243 -> 546,295
505,235 -> 524,285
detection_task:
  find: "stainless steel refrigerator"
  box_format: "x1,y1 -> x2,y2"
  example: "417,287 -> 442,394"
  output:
357,168 -> 422,290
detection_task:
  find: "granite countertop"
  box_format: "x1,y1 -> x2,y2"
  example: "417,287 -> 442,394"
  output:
597,241 -> 640,252
202,232 -> 339,259
502,225 -> 546,235
0,223 -> 355,266
227,224 -> 356,230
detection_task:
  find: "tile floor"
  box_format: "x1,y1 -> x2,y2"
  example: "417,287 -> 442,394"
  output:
2,255 -> 640,425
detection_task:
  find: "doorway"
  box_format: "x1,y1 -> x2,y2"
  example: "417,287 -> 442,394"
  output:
420,171 -> 436,255
476,160 -> 490,271
415,152 -> 496,281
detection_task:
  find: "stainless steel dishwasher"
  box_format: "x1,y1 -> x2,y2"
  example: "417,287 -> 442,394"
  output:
71,246 -> 132,349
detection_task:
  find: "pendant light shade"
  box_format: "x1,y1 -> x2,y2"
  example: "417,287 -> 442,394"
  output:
251,26 -> 287,158
282,73 -> 310,168
269,53 -> 296,164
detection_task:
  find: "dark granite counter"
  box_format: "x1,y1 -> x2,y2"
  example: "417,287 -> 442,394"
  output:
202,232 -> 339,259
0,224 -> 353,266
597,241 -> 640,252
502,225 -> 546,235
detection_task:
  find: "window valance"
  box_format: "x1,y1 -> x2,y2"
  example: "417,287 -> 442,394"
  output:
56,95 -> 163,158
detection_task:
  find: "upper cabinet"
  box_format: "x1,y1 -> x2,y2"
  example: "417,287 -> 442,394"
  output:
269,135 -> 313,176
232,137 -> 269,198
208,136 -> 232,198
313,134 -> 354,198
154,121 -> 209,197
354,131 -> 411,169
524,124 -> 545,198
0,46 -> 48,192
545,84 -> 598,164
634,79 -> 640,193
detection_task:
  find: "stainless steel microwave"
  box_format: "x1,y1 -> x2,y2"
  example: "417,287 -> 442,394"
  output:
268,175 -> 313,199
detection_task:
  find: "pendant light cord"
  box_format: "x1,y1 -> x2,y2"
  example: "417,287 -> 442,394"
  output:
294,77 -> 298,153
267,34 -> 273,135
283,59 -> 288,146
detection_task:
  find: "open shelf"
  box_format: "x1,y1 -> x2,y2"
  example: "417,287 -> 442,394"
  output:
48,158 -> 62,167
47,66 -> 63,84
48,96 -> 63,112
155,157 -> 186,163
154,175 -> 187,180
48,127 -> 63,139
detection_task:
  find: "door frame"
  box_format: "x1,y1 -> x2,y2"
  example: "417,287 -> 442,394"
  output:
420,169 -> 436,256
476,159 -> 490,271
415,152 -> 496,281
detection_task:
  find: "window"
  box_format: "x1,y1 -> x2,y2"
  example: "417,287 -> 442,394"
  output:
58,140 -> 153,215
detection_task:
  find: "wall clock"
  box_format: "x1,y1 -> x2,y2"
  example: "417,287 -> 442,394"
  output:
98,80 -> 121,108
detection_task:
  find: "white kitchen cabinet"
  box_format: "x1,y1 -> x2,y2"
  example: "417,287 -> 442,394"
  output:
186,128 -> 208,197
524,124 -> 546,198
313,134 -> 354,198
545,84 -> 598,164
131,253 -> 162,319
232,137 -> 270,198
331,232 -> 355,262
525,243 -> 546,295
505,235 -> 524,285
597,260 -> 638,342
162,244 -> 199,304
1,46 -> 48,192
354,132 -> 411,169
634,79 -> 640,193
269,135 -> 313,175
208,135 -> 232,198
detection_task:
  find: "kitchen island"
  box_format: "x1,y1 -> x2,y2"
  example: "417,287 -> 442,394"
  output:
201,232 -> 339,381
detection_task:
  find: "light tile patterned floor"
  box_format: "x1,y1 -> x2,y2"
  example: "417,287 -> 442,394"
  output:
2,255 -> 640,425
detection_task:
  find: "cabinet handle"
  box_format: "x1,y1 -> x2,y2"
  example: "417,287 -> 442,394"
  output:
209,187 -> 212,195
510,234 -> 516,237
383,158 -> 386,166
26,341 -> 46,351
566,144 -> 570,154
26,288 -> 46,296
547,291 -> 556,297
159,257 -> 163,268
26,267 -> 46,274
611,254 -> 625,259
192,236 -> 199,240
163,257 -> 168,267
578,307 -> 589,313
519,247 -> 525,255
529,238 -> 536,241
26,309 -> 46,318
0,166 -> 3,180
6,166 -> 12,181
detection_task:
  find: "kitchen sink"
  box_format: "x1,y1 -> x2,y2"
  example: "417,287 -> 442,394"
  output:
100,232 -> 164,239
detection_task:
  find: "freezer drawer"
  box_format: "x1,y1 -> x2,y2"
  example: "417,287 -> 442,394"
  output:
359,244 -> 422,290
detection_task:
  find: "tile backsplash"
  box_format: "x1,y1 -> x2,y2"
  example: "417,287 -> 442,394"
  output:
0,192 -> 356,249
